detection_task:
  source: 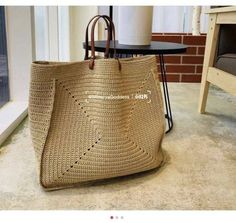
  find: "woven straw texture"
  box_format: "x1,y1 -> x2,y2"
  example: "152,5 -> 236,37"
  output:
29,55 -> 165,190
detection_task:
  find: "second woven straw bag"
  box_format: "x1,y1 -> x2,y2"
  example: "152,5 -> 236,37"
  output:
29,15 -> 166,190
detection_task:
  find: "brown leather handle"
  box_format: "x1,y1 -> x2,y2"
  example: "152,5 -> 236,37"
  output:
84,15 -> 111,60
89,15 -> 121,70
91,15 -> 117,57
89,16 -> 112,59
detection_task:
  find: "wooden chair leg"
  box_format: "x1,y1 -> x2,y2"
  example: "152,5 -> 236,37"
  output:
198,14 -> 219,114
198,77 -> 210,114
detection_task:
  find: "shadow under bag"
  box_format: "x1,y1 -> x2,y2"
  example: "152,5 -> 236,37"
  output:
29,15 -> 166,190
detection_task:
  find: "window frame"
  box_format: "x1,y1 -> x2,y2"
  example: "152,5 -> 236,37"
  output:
0,6 -> 35,146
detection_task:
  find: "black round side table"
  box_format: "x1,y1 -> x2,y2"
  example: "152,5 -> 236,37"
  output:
83,40 -> 187,133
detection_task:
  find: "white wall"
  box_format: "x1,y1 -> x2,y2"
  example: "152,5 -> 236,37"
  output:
152,6 -> 185,33
34,6 -> 49,60
34,6 -> 98,61
34,6 -> 67,61
99,6 -> 210,34
69,6 -> 98,61
152,6 -> 209,33
98,6 -> 119,38
58,6 -> 70,61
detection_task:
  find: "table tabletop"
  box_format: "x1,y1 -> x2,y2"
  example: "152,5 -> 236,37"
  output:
83,40 -> 187,55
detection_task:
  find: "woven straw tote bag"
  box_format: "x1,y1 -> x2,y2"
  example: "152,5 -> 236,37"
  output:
29,15 -> 166,190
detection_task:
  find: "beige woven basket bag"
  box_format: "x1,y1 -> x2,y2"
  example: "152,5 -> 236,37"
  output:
29,15 -> 165,190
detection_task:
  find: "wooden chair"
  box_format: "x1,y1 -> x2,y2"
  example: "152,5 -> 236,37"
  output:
198,6 -> 236,113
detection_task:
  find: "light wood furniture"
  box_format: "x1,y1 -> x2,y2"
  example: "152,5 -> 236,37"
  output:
198,6 -> 236,113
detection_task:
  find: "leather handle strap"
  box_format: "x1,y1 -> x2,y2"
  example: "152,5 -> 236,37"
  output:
89,15 -> 121,70
96,15 -> 117,57
84,15 -> 111,60
102,16 -> 121,70
90,16 -> 112,59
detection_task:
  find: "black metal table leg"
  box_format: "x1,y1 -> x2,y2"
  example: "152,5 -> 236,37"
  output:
159,54 -> 173,133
